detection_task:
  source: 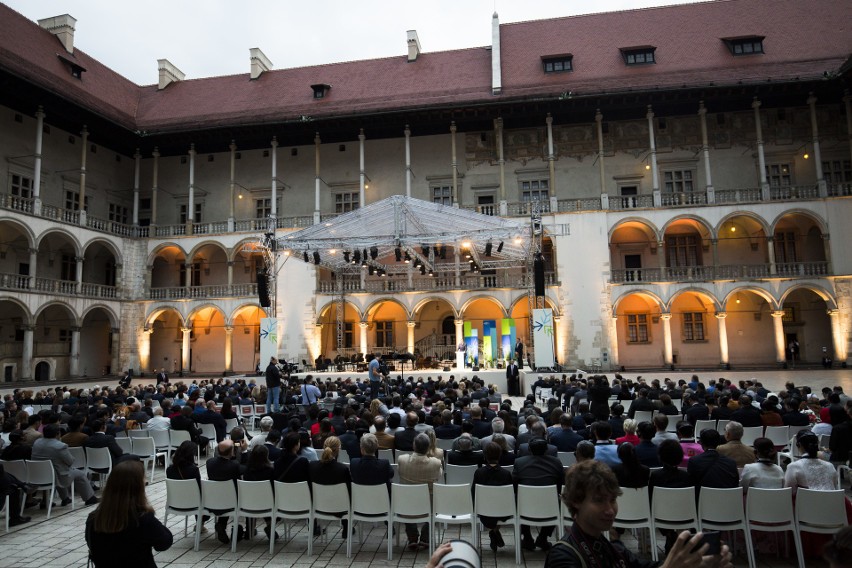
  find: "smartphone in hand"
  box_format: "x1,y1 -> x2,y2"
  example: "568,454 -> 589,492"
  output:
692,531 -> 721,555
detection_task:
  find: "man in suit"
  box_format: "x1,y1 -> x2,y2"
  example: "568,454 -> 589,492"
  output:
447,436 -> 483,466
171,405 -> 209,450
687,428 -> 739,493
634,420 -> 662,468
481,417 -> 516,450
549,413 -> 583,452
263,430 -> 283,462
194,400 -> 227,442
373,416 -> 395,450
717,421 -> 756,468
349,433 -> 394,490
469,406 -> 492,439
0,461 -> 30,526
206,439 -> 245,544
517,421 -> 558,457
627,388 -> 656,419
513,438 -> 563,551
156,368 -> 168,385
83,419 -> 125,464
393,412 -> 419,451
32,424 -> 98,506
338,417 -> 361,460
398,434 -> 443,550
514,340 -> 524,369
730,395 -> 762,427
506,359 -> 520,396
434,410 -> 461,440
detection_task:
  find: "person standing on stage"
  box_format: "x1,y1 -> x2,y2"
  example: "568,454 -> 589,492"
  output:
368,353 -> 384,400
506,358 -> 520,396
265,357 -> 282,414
515,339 -> 524,369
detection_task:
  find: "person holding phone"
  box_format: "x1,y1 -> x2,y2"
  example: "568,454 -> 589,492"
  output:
545,460 -> 733,568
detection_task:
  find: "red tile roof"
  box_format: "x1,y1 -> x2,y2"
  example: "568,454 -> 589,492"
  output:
1,0 -> 849,135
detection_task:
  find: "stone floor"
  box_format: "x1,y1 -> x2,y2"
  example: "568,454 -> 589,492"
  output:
2,368 -> 850,567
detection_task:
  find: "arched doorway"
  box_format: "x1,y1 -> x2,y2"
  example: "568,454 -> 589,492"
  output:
35,361 -> 51,381
232,305 -> 266,373
80,307 -> 115,377
613,292 -> 664,368
722,289 -> 776,366
669,290 -> 720,367
148,308 -> 184,375
188,306 -> 227,373
780,288 -> 834,364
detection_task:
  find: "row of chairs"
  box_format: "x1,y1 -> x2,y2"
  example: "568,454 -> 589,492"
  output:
164,479 -> 563,564
615,485 -> 847,568
0,459 -> 86,522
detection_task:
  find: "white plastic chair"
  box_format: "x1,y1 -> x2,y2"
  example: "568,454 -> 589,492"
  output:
716,420 -> 731,435
436,438 -> 454,452
338,449 -> 351,465
25,460 -> 57,519
271,481 -> 313,555
390,483 -> 432,559
391,463 -> 400,485
128,429 -> 149,440
348,483 -> 391,559
0,460 -> 27,483
198,424 -> 218,452
432,484 -> 475,550
201,480 -> 239,548
235,480 -> 275,553
698,486 -> 754,568
164,478 -> 202,551
445,464 -> 477,485
612,486 -> 656,562
1,494 -> 8,533
745,487 -> 804,568
311,482 -> 350,543
149,429 -> 171,459
695,419 -> 716,435
557,451 -> 576,468
515,485 -> 562,557
85,446 -> 113,486
474,483 -> 519,563
378,449 -> 394,463
764,426 -> 790,449
651,486 -> 698,554
115,437 -> 133,454
131,437 -> 159,483
169,430 -> 192,462
740,426 -> 763,447
224,418 -> 239,434
633,410 -> 654,424
67,446 -> 86,472
795,488 -> 847,541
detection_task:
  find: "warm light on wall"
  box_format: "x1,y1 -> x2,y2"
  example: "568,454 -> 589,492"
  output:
803,153 -> 809,160
645,164 -> 651,170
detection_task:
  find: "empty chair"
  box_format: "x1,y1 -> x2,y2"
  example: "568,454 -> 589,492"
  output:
474,484 -> 519,563
557,452 -> 576,468
390,483 -> 432,558
200,480 -> 239,548
764,426 -> 790,449
651,486 -> 698,554
235,480 -> 275,553
0,460 -> 27,483
515,485 -> 562,556
67,447 -> 86,472
377,449 -> 394,463
271,481 -> 313,555
311,482 -> 350,542
338,449 -> 350,465
715,420 -> 730,435
436,438 -> 454,452
198,424 -> 217,452
168,430 -> 192,462
224,418 -> 239,434
25,460 -> 57,519
128,429 -> 149,440
611,486 -> 656,562
432,484 -> 475,550
239,406 -> 255,429
85,446 -> 113,485
740,426 -> 763,447
163,478 -> 202,551
148,429 -> 170,457
795,488 -> 847,541
698,486 -> 755,568
348,483 -> 392,559
115,437 -> 133,454
695,419 -> 716,435
131,437 -> 159,484
633,410 -> 654,424
444,464 -> 477,485
745,487 -> 804,568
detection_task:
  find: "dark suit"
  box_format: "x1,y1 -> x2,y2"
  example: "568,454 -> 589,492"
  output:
649,465 -> 692,497
472,464 -> 513,528
205,455 -> 244,534
634,441 -> 662,468
627,397 -> 656,419
195,410 -> 228,442
684,403 -> 710,425
513,453 -> 564,542
171,415 -> 207,446
471,420 -> 492,440
516,441 -> 558,457
447,450 -> 483,467
829,421 -> 852,463
83,432 -> 124,464
434,424 -> 461,440
338,431 -> 361,460
687,449 -> 739,491
273,453 -> 310,483
730,405 -> 762,428
393,427 -> 418,451
549,428 -> 583,452
349,455 -> 394,489
263,443 -> 282,462
506,364 -> 520,396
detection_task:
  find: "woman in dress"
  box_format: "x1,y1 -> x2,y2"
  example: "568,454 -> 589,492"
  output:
740,437 -> 784,493
86,460 -> 173,568
784,430 -> 839,494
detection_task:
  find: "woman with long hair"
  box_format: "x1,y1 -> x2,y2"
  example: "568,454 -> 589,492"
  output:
425,428 -> 443,462
610,441 -> 650,488
166,441 -> 200,483
220,398 -> 237,420
308,436 -> 351,537
86,460 -> 172,567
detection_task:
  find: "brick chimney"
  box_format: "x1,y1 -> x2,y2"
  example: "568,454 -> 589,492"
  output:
38,14 -> 76,54
249,47 -> 273,80
157,59 -> 185,90
407,30 -> 421,62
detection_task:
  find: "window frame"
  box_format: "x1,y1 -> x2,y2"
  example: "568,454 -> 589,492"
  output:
626,313 -> 650,344
431,185 -> 453,206
541,55 -> 573,74
621,47 -> 656,66
662,169 -> 696,193
179,203 -> 203,224
682,312 -> 706,342
520,179 -> 549,202
723,36 -> 765,56
375,321 -> 394,349
10,173 -> 33,198
334,191 -> 360,214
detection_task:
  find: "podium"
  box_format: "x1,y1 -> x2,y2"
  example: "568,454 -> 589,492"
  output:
456,351 -> 465,370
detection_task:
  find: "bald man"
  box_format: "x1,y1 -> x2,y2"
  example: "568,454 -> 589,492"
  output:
206,439 -> 245,544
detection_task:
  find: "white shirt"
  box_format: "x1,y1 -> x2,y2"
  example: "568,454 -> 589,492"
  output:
146,415 -> 171,431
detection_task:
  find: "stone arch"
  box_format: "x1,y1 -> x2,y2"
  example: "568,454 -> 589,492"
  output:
145,306 -> 186,328
769,209 -> 828,235
146,242 -> 188,266
608,217 -> 660,241
35,227 -> 83,256
721,286 -> 779,311
33,300 -> 79,327
363,297 -> 411,321
316,299 -> 364,324
229,303 -> 270,326
80,304 -> 119,328
779,283 -> 837,311
611,289 -> 665,316
229,238 -> 265,262
187,240 -> 229,261
0,296 -> 34,325
82,237 -> 123,265
666,287 -> 722,312
507,294 -> 560,317
187,303 -> 227,324
412,296 -> 459,319
0,217 -> 36,248
660,214 -> 714,239
460,295 -> 509,318
714,211 -> 771,239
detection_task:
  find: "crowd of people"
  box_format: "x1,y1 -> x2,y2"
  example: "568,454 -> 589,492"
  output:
1,370 -> 851,567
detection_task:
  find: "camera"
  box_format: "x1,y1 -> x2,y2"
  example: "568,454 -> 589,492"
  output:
440,539 -> 481,568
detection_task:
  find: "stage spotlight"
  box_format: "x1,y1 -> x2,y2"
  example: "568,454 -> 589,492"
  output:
313,251 -> 321,265
404,251 -> 411,263
419,265 -> 426,275
343,251 -> 351,263
465,248 -> 472,259
485,241 -> 492,256
303,251 -> 309,263
497,241 -> 504,253
428,267 -> 434,276
395,247 -> 402,262
379,269 -> 387,277
370,247 -> 378,260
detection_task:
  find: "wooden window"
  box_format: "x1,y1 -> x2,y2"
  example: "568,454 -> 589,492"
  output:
823,160 -> 851,184
432,185 -> 452,206
179,203 -> 203,223
65,190 -> 89,211
663,170 -> 694,193
60,254 -> 76,281
622,47 -> 656,65
375,321 -> 394,348
765,164 -> 792,188
725,37 -> 765,56
521,179 -> 549,202
773,231 -> 797,263
10,174 -> 32,198
334,192 -> 359,213
682,313 -> 705,341
108,203 -> 128,224
542,56 -> 573,73
626,314 -> 649,343
255,198 -> 273,218
666,235 -> 700,267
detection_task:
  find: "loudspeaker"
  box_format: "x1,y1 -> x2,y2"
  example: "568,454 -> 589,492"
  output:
257,269 -> 271,307
442,366 -> 451,372
472,366 -> 480,372
534,253 -> 545,296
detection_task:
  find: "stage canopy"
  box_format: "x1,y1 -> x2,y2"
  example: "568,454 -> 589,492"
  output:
274,195 -> 536,276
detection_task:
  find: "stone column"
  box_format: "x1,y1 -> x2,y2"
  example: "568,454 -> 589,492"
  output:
546,113 -> 556,198
21,325 -> 34,380
450,121 -> 459,206
404,125 -> 412,198
186,144 -> 196,235
595,110 -> 607,205
807,93 -> 827,196
184,262 -> 193,295
660,313 -> 673,366
75,256 -> 83,293
771,310 -> 786,363
454,242 -> 461,287
138,328 -> 151,377
647,106 -> 660,206
144,264 -> 153,293
181,327 -> 191,374
270,136 -> 278,217
28,247 -> 38,289
358,129 -> 366,208
314,132 -> 321,224
711,239 -> 719,268
407,321 -> 416,355
827,309 -> 847,363
657,241 -> 666,278
715,312 -> 729,365
698,101 -> 714,202
845,91 -> 852,185
454,318 -> 464,354
226,261 -> 234,287
132,149 -> 141,226
496,118 -> 506,212
767,236 -> 777,275
150,147 -> 160,227
822,234 -> 832,274
359,322 -> 369,359
224,326 -> 234,374
228,140 -> 237,231
33,107 -> 45,215
69,326 -> 81,377
753,98 -> 769,199
78,125 -> 88,224
609,315 -> 620,369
